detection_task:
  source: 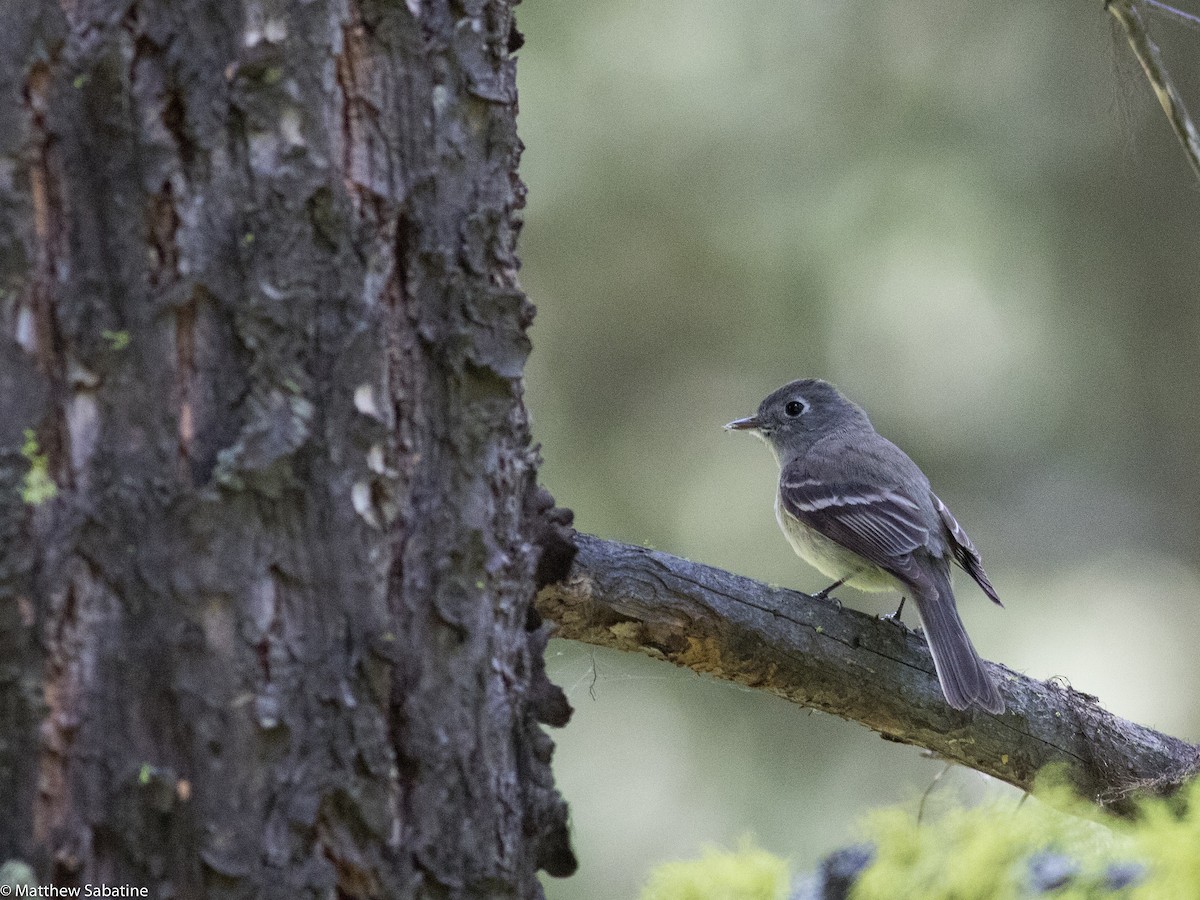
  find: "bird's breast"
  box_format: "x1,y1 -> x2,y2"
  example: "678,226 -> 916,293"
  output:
773,492 -> 901,593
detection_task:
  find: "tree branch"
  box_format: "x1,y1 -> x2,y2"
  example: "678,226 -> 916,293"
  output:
537,534 -> 1198,814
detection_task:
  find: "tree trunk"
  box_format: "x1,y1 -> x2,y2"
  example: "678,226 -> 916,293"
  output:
0,0 -> 575,897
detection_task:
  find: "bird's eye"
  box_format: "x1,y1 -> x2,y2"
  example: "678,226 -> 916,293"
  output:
784,400 -> 805,417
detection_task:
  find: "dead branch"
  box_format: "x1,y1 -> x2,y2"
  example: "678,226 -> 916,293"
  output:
537,534 -> 1199,815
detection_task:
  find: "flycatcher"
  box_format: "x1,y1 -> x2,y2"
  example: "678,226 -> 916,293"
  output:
726,379 -> 1005,713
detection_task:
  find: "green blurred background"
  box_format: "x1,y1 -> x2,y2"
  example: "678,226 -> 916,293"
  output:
514,2 -> 1200,896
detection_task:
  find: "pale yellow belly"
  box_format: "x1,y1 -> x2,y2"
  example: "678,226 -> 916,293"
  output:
774,493 -> 902,593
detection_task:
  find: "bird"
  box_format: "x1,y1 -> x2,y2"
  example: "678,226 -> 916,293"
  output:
725,378 -> 1005,713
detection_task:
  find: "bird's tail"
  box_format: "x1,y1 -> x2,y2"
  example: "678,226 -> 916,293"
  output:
911,570 -> 1004,714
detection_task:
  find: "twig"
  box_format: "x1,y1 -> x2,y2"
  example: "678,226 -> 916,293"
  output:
1107,0 -> 1200,180
1142,0 -> 1200,32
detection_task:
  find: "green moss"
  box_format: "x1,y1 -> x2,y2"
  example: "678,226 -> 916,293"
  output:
854,777 -> 1200,898
20,429 -> 56,505
855,795 -> 1113,898
102,328 -> 130,351
1126,779 -> 1200,897
638,779 -> 1200,898
641,841 -> 789,900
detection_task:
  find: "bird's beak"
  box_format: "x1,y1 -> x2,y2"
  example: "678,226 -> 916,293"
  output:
724,415 -> 761,432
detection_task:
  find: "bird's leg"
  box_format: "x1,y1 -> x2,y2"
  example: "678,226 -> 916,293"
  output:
882,595 -> 906,625
813,575 -> 849,606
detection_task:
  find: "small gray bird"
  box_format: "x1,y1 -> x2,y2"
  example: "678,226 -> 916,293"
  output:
726,379 -> 1004,713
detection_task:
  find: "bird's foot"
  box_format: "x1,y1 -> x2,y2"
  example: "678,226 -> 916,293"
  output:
880,596 -> 907,627
814,593 -> 842,610
812,579 -> 846,610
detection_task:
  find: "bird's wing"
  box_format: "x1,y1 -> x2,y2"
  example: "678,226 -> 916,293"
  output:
778,473 -> 930,572
931,493 -> 1002,606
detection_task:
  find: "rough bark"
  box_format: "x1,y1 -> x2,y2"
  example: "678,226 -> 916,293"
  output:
0,0 -> 575,897
538,535 -> 1200,815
